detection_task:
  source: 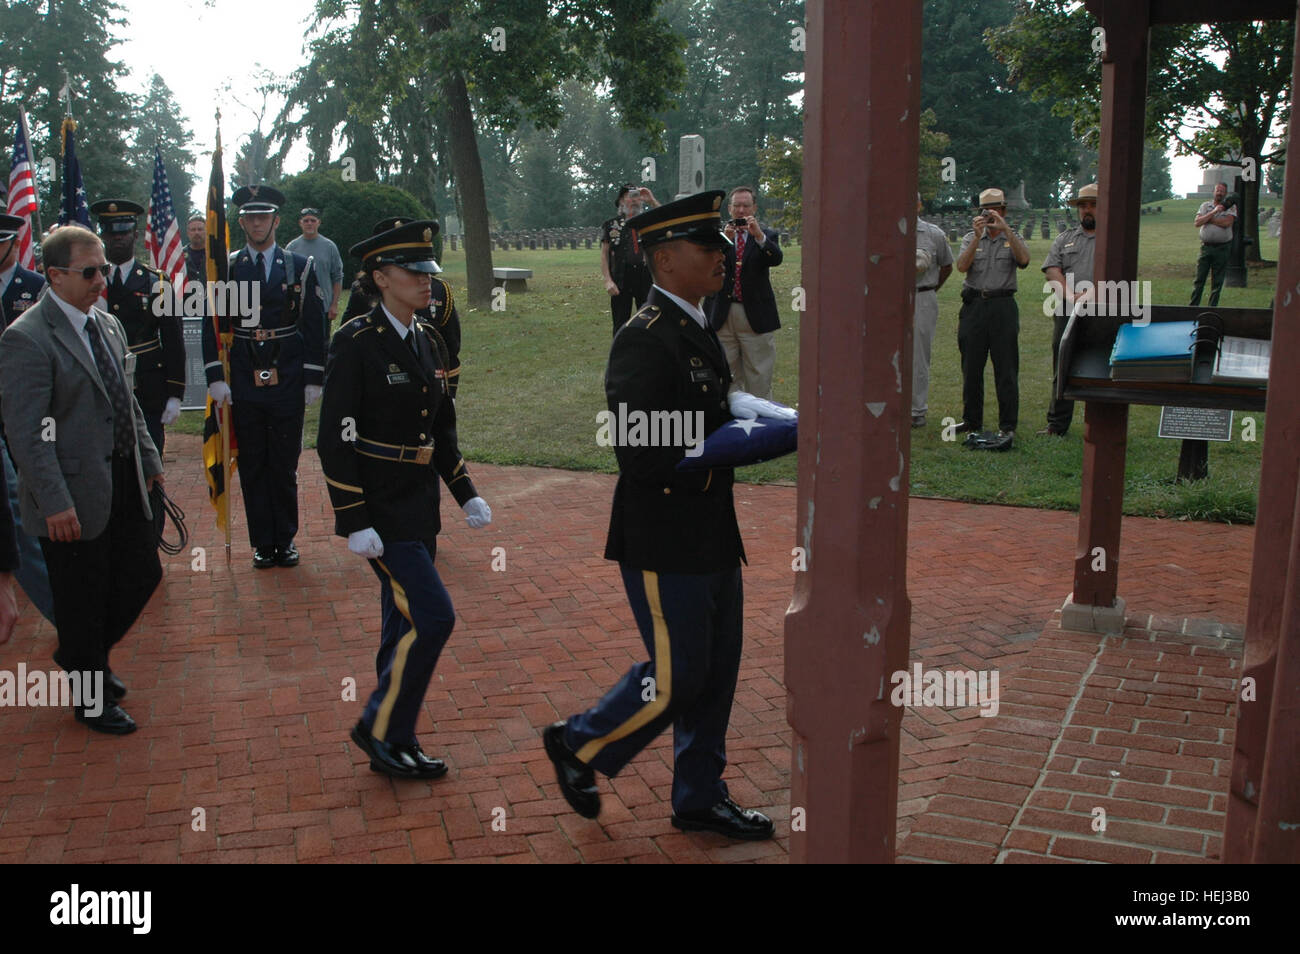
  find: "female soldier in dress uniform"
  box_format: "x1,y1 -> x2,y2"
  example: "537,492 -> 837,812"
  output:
317,219 -> 492,779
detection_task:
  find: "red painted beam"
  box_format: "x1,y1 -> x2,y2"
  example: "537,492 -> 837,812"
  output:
1224,0 -> 1300,866
786,0 -> 919,863
1073,0 -> 1148,612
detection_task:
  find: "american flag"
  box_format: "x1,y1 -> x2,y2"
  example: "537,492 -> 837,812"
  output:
57,117 -> 90,228
145,147 -> 185,289
6,116 -> 38,268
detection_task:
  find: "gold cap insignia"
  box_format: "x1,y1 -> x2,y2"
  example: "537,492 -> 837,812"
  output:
108,202 -> 118,212
423,228 -> 432,242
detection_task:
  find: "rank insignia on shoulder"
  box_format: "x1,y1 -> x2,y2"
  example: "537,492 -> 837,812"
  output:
629,305 -> 661,328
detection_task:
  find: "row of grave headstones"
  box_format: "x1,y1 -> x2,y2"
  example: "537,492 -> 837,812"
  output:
446,230 -> 798,251
924,209 -> 1172,243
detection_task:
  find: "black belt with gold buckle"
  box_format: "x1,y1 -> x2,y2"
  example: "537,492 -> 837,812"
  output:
354,437 -> 434,465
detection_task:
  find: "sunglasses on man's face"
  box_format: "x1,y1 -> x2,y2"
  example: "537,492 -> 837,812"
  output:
50,263 -> 113,280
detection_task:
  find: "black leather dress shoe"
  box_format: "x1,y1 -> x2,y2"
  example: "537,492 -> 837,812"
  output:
275,543 -> 300,567
105,671 -> 127,701
403,742 -> 448,779
954,421 -> 981,434
75,703 -> 137,735
542,722 -> 600,818
350,720 -> 420,778
672,798 -> 774,840
252,548 -> 277,569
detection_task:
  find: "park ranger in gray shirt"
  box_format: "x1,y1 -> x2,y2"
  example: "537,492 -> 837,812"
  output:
954,187 -> 1030,438
913,193 -> 953,428
1039,182 -> 1097,436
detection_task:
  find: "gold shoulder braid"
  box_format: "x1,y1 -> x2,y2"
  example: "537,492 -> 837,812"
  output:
436,278 -> 454,326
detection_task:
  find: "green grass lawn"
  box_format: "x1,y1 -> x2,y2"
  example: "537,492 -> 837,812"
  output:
176,196 -> 1276,523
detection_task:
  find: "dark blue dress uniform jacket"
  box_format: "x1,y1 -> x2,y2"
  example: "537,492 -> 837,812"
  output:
604,288 -> 745,574
316,306 -> 477,546
105,261 -> 185,413
1,265 -> 44,328
200,247 -> 325,401
341,276 -> 462,398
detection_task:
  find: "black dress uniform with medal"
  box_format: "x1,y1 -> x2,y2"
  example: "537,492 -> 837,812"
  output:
317,219 -> 490,779
90,199 -> 186,457
340,216 -> 462,399
200,184 -> 326,567
602,190 -> 653,335
543,190 -> 775,840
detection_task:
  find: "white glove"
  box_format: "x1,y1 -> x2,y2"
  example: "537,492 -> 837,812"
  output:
305,384 -> 323,405
347,527 -> 384,559
161,397 -> 182,425
208,381 -> 232,406
729,391 -> 798,421
463,497 -> 492,529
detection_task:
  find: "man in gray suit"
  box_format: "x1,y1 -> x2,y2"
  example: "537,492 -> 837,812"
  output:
0,225 -> 163,734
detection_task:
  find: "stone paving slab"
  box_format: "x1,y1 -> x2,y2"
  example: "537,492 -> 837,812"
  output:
0,435 -> 1255,862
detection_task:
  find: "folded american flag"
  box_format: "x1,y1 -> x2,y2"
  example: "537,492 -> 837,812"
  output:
676,415 -> 798,471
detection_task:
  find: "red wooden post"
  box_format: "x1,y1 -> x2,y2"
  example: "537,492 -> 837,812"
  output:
1065,0 -> 1148,633
785,0 -> 920,863
1224,2 -> 1300,865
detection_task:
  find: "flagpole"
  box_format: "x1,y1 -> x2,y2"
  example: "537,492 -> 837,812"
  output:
215,111 -> 232,563
18,110 -> 42,240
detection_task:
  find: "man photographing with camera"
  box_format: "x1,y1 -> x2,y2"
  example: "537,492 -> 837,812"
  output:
953,187 -> 1030,444
1189,181 -> 1236,307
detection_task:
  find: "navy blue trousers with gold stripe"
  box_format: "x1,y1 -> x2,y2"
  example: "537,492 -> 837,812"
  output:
361,540 -> 455,745
565,564 -> 743,814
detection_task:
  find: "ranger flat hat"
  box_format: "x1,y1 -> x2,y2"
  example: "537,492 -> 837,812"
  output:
978,188 -> 1007,208
1068,182 -> 1099,206
232,184 -> 285,215
350,219 -> 441,273
627,189 -> 729,249
90,198 -> 145,233
0,213 -> 24,241
368,216 -> 441,272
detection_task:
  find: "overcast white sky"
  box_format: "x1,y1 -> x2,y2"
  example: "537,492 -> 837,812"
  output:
114,0 -> 319,209
112,0 -> 1210,211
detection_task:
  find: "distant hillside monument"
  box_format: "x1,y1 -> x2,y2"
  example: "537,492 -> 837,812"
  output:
677,135 -> 706,200
1008,180 -> 1030,211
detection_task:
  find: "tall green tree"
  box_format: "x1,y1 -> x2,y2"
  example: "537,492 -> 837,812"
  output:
657,0 -> 805,195
988,1 -> 1293,261
278,0 -> 686,308
0,0 -> 139,228
922,0 -> 1075,208
132,74 -> 196,212
1142,141 -> 1173,205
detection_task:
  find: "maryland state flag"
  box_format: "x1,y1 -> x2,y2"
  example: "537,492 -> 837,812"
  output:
201,124 -> 236,535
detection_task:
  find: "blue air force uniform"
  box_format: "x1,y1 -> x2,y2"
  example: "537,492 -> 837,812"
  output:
318,219 -> 486,778
200,185 -> 326,560
1,264 -> 43,329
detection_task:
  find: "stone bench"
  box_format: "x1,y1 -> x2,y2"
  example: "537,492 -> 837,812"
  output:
493,267 -> 533,292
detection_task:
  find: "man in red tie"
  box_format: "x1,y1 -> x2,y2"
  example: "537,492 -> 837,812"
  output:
706,186 -> 784,400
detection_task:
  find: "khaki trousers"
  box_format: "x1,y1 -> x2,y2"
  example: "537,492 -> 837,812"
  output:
716,302 -> 776,399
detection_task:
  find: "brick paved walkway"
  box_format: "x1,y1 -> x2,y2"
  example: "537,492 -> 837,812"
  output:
0,435 -> 1253,863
